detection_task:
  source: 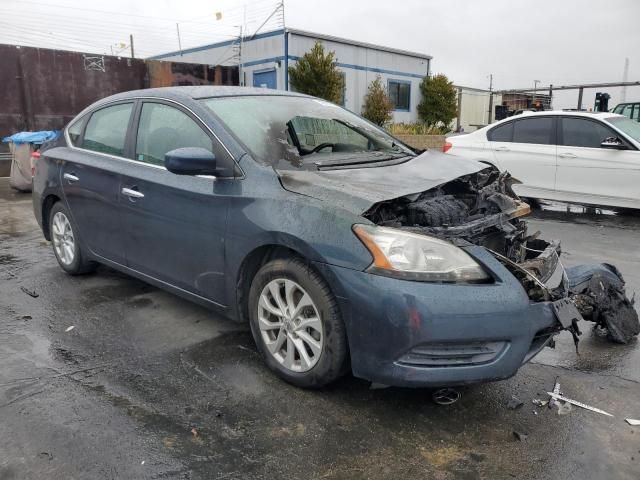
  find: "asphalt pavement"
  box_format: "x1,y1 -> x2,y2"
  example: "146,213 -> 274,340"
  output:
1,178 -> 639,480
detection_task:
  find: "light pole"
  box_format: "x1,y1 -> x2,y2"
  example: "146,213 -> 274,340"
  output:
533,79 -> 541,108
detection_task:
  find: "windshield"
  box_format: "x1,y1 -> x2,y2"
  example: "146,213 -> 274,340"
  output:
200,95 -> 413,169
606,116 -> 640,143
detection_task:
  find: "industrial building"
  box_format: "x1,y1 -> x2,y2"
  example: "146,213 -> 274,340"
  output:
152,28 -> 432,122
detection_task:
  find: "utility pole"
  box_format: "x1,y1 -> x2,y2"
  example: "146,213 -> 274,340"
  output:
238,26 -> 243,86
176,23 -> 183,56
532,79 -> 540,106
129,34 -> 134,58
487,74 -> 493,125
621,57 -> 629,103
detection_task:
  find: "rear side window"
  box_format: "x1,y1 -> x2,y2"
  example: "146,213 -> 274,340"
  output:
488,121 -> 513,142
82,103 -> 133,156
560,118 -> 615,148
513,117 -> 554,145
135,103 -> 212,166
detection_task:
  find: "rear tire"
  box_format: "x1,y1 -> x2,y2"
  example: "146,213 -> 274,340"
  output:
49,202 -> 97,275
248,256 -> 349,388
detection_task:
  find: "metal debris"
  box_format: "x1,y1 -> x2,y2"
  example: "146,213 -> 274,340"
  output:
546,392 -> 614,417
549,378 -> 561,409
432,388 -> 461,405
625,419 -> 640,426
532,399 -> 548,407
507,396 -> 524,410
65,326 -> 75,332
20,286 -> 39,298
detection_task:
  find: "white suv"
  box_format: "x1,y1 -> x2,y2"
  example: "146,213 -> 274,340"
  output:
444,112 -> 640,210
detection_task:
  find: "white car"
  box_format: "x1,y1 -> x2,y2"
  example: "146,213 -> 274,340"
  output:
444,111 -> 640,210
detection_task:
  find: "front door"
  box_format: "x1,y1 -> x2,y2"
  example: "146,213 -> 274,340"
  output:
60,102 -> 134,265
120,101 -> 232,306
555,116 -> 640,206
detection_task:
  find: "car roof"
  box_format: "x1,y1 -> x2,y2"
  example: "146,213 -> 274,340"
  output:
513,110 -> 621,119
98,86 -> 310,104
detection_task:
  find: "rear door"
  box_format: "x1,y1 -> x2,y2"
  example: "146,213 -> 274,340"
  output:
489,116 -> 557,198
120,100 -> 234,306
555,116 -> 640,206
60,102 -> 134,265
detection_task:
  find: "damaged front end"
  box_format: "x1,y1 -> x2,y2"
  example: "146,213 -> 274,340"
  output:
363,165 -> 639,346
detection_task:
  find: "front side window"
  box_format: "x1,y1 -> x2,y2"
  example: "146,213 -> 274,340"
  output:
606,116 -> 640,144
512,117 -> 554,145
561,118 -> 615,148
388,80 -> 410,111
82,103 -> 133,156
135,103 -> 212,166
488,121 -> 513,142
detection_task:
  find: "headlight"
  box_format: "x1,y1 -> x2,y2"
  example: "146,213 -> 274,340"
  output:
353,224 -> 490,282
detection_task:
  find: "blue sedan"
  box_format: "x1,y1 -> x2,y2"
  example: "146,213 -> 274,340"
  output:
32,87 -> 638,388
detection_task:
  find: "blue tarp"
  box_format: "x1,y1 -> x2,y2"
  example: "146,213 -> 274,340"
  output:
2,130 -> 59,145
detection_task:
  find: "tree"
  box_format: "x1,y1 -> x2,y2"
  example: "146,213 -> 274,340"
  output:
361,76 -> 393,126
417,74 -> 458,129
288,41 -> 345,104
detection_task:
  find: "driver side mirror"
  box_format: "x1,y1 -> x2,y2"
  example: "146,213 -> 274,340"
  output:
165,147 -> 217,175
600,137 -> 628,150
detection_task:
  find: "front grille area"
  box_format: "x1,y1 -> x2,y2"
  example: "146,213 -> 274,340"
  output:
396,341 -> 507,368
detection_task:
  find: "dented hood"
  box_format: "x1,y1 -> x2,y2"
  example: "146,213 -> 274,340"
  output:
278,151 -> 487,214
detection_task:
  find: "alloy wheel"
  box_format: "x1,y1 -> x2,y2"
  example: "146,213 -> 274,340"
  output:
51,211 -> 75,266
257,278 -> 323,372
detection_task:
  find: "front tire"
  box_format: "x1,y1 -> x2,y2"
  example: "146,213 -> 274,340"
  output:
248,256 -> 349,388
49,202 -> 96,275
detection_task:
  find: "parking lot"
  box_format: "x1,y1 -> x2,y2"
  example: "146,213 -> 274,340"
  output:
1,177 -> 639,480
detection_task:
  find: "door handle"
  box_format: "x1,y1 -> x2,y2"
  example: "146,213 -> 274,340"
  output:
63,172 -> 79,182
122,187 -> 145,199
495,146 -> 510,152
558,152 -> 577,158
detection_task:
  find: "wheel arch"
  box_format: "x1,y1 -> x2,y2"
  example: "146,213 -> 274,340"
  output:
236,244 -> 309,324
41,194 -> 62,240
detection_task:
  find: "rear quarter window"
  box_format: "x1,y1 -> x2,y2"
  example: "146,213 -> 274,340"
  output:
67,117 -> 85,146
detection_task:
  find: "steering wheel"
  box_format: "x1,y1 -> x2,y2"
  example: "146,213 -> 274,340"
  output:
309,142 -> 335,153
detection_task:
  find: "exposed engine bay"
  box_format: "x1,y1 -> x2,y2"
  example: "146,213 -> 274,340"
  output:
363,165 -> 639,345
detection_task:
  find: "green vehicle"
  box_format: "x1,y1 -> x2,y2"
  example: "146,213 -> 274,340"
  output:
611,102 -> 640,122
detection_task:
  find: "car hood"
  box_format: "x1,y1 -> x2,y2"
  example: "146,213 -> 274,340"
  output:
277,151 -> 487,214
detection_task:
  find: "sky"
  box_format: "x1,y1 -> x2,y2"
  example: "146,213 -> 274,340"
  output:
2,0 -> 639,109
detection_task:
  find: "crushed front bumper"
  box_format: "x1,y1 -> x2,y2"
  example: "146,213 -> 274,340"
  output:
313,246 -> 567,388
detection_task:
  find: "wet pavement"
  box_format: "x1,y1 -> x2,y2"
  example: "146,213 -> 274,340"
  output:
1,178 -> 639,480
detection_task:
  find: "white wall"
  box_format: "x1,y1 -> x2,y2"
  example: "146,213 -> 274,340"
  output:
153,30 -> 431,123
153,30 -> 286,88
452,89 -> 502,132
288,33 -> 429,122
